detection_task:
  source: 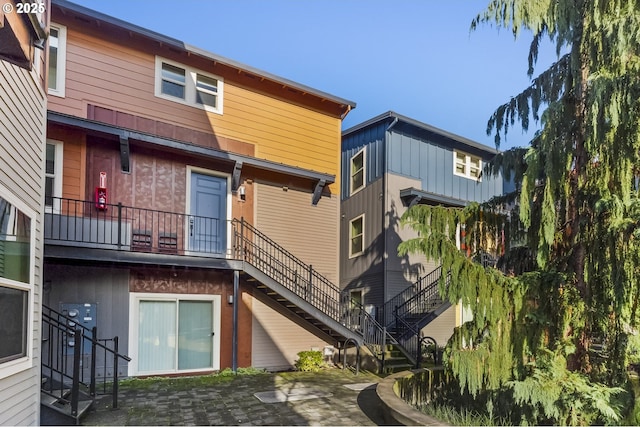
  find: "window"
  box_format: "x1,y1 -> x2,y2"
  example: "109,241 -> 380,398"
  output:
453,150 -> 483,180
155,57 -> 224,114
45,140 -> 63,213
48,23 -> 67,97
349,215 -> 364,258
0,187 -> 35,378
161,63 -> 186,99
350,149 -> 365,195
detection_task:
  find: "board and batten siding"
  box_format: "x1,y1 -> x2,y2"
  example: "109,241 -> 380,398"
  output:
387,129 -> 503,203
255,182 -> 339,285
385,174 -> 439,301
0,58 -> 46,425
341,121 -> 386,200
47,22 -> 342,192
250,292 -> 332,371
339,178 -> 384,305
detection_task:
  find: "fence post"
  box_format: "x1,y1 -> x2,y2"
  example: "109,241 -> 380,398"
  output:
71,326 -> 82,417
90,326 -> 97,397
113,336 -> 120,409
307,264 -> 313,301
117,203 -> 123,248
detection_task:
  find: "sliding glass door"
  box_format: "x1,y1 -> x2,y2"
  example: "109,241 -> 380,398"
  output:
134,295 -> 219,374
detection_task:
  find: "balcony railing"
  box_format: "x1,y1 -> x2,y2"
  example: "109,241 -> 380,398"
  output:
44,197 -> 229,257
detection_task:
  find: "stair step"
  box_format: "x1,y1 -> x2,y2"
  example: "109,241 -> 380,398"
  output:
41,392 -> 93,422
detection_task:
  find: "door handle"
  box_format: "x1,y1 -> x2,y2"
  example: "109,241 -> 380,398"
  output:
211,332 -> 215,336
189,217 -> 194,236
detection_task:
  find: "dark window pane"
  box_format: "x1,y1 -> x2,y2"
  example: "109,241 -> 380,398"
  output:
161,63 -> 185,84
161,80 -> 185,99
48,47 -> 58,90
46,144 -> 55,174
45,177 -> 53,207
0,287 -> 28,363
196,90 -> 217,108
196,74 -> 217,93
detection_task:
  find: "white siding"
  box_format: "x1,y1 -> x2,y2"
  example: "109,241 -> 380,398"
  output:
0,57 -> 46,425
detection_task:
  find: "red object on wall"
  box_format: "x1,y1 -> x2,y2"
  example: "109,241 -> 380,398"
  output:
95,171 -> 108,210
95,187 -> 107,210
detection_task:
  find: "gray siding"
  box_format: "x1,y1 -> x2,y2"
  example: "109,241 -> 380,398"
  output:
0,57 -> 46,425
387,128 -> 503,203
385,173 -> 439,300
341,121 -> 386,200
339,178 -> 385,306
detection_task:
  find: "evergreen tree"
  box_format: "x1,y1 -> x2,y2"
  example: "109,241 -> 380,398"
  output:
399,1 -> 640,423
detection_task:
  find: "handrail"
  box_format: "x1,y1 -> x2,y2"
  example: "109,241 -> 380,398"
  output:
41,305 -> 131,418
382,265 -> 443,328
232,217 -> 395,366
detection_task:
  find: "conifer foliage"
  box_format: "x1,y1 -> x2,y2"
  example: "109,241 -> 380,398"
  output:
399,1 -> 640,423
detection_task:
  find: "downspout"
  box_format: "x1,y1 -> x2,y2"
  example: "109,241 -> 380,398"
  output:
383,116 -> 398,313
232,270 -> 239,373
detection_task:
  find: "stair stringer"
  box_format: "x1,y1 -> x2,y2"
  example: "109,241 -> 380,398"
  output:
242,262 -> 364,346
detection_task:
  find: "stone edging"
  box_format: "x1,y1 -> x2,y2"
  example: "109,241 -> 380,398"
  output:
375,370 -> 447,426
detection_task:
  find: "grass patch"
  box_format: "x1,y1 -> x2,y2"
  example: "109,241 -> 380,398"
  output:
118,367 -> 267,391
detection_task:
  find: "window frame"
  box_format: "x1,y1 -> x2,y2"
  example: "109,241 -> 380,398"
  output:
0,183 -> 36,379
453,149 -> 483,181
47,23 -> 67,98
45,139 -> 63,214
348,214 -> 365,258
349,148 -> 366,195
155,57 -> 224,115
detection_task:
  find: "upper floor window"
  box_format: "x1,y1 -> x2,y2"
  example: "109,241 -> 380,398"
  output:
155,57 -> 223,114
0,187 -> 35,379
454,150 -> 482,180
350,148 -> 365,195
349,214 -> 364,258
45,140 -> 63,213
48,23 -> 67,97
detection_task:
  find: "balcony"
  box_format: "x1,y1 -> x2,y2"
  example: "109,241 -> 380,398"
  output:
44,198 -> 233,264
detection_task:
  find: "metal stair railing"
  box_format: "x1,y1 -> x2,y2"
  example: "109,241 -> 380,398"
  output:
232,218 -> 395,365
41,305 -> 131,416
393,270 -> 450,333
382,265 -> 443,328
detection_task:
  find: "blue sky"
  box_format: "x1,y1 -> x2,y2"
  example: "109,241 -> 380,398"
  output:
66,0 -> 560,150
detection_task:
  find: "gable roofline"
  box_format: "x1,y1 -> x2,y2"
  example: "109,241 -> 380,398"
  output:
342,111 -> 499,155
51,0 -> 356,116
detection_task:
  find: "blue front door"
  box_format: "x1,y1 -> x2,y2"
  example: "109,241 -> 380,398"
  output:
189,173 -> 227,254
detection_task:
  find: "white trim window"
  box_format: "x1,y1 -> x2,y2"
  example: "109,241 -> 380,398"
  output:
0,186 -> 35,379
454,150 -> 482,180
349,214 -> 365,258
48,23 -> 67,97
350,148 -> 365,195
45,140 -> 63,213
129,293 -> 221,376
155,57 -> 224,114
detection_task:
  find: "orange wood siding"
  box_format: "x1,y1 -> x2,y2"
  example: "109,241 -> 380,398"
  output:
48,124 -> 86,201
48,21 -> 342,193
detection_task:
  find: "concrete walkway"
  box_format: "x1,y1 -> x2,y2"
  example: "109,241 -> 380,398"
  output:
82,369 -> 393,426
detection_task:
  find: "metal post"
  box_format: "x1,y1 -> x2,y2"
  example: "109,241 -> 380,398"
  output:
307,264 -> 313,301
382,327 -> 387,373
90,326 -> 97,397
232,270 -> 239,373
117,203 -> 123,248
71,326 -> 82,417
113,336 -> 119,409
240,218 -> 246,260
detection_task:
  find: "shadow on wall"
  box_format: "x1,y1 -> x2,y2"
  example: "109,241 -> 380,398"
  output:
343,200 -> 424,321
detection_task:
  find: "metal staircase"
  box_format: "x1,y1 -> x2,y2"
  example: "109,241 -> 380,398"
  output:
232,218 -> 396,370
41,305 -> 131,425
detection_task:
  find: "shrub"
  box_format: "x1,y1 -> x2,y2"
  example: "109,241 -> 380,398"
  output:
295,350 -> 323,372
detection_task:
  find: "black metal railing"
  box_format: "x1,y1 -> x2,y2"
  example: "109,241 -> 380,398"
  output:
382,266 -> 444,329
44,197 -> 228,256
41,305 -> 131,417
393,271 -> 450,336
232,217 -> 395,364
